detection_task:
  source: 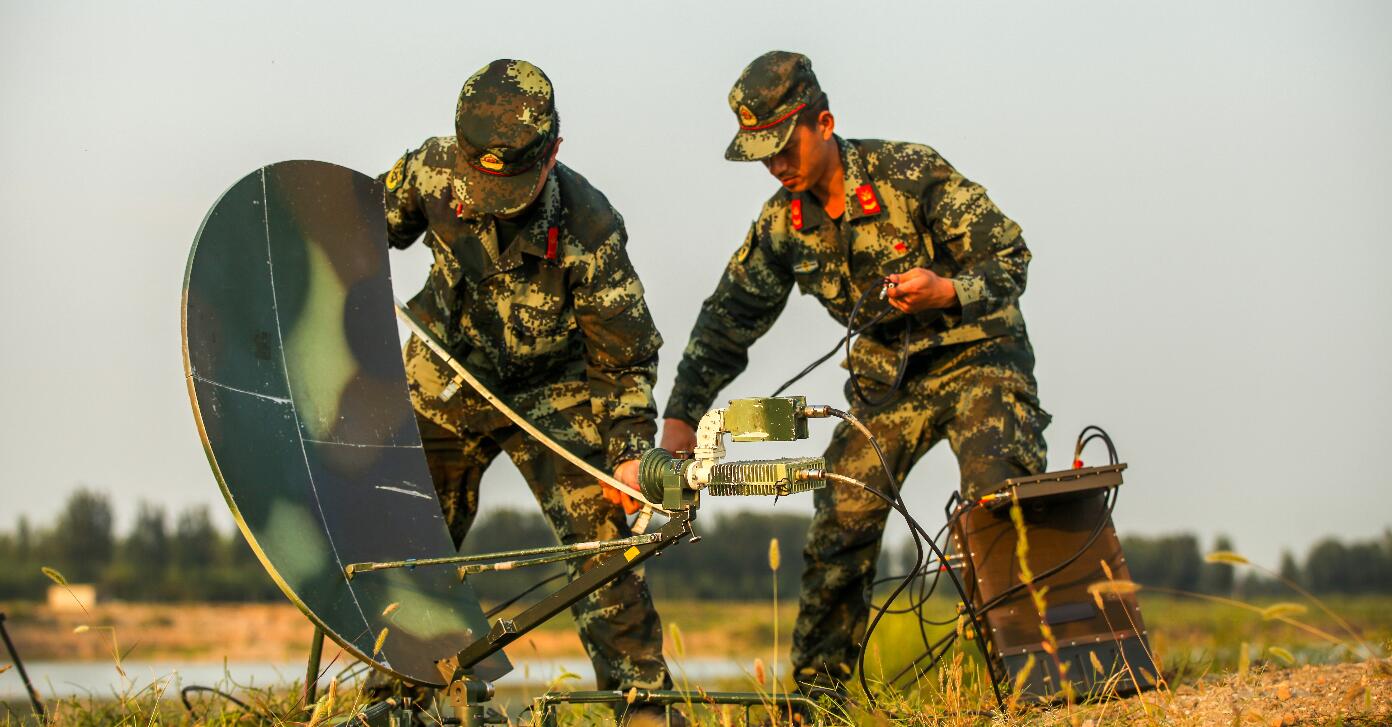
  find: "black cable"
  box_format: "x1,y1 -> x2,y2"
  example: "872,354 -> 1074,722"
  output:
180,685 -> 274,722
484,571 -> 568,618
823,408 -> 1006,712
844,284 -> 911,408
889,630 -> 959,688
769,295 -> 1124,709
820,472 -> 928,706
770,293 -> 890,397
888,503 -> 981,687
1075,425 -> 1118,466
869,520 -> 947,612
881,499 -> 979,688
974,485 -> 1119,616
963,425 -> 1123,660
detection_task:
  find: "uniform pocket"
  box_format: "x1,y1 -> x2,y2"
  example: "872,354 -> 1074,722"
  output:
497,269 -> 575,356
1001,384 -> 1051,474
844,334 -> 901,387
792,260 -> 843,301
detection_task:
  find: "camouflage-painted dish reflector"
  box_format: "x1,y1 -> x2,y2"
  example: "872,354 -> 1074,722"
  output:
181,160 -> 509,685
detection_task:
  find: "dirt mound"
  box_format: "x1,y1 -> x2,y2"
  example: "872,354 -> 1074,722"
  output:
1048,660 -> 1391,726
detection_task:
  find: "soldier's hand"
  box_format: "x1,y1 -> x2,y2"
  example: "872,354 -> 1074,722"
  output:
885,267 -> 958,314
603,460 -> 643,515
660,418 -> 698,453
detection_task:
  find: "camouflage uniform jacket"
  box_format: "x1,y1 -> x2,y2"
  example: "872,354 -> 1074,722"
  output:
384,136 -> 662,469
665,136 -> 1031,426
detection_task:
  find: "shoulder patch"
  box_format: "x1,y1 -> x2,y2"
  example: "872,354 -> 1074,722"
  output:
384,152 -> 408,192
735,226 -> 755,264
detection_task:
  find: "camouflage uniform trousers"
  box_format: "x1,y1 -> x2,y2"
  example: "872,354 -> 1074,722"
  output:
790,334 -> 1050,693
417,402 -> 672,693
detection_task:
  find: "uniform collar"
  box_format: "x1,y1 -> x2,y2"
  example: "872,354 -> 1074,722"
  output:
502,169 -> 562,265
450,168 -> 563,278
788,136 -> 882,232
838,137 -> 883,222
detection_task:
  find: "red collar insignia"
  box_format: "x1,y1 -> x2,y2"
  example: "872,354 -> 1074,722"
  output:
856,184 -> 881,215
790,198 -> 804,231
546,226 -> 559,261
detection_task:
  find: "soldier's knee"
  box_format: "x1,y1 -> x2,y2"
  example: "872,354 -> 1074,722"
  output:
959,456 -> 1032,500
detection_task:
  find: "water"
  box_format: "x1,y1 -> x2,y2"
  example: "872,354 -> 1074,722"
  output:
0,657 -> 753,701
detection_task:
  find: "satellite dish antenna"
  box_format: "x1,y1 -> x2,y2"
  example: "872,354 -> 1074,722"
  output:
180,160 -> 510,685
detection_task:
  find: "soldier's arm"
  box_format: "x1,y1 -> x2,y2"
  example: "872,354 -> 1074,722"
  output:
380,147 -> 429,250
920,153 -> 1031,323
573,223 -> 663,472
663,224 -> 794,427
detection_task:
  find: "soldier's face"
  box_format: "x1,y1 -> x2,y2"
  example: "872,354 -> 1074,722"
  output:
762,112 -> 836,193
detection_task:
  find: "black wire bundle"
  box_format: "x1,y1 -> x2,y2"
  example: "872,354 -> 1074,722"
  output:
872,425 -> 1123,703
772,279 -> 906,402
844,285 -> 911,408
823,408 -> 1006,710
766,288 -> 1129,711
180,684 -> 273,721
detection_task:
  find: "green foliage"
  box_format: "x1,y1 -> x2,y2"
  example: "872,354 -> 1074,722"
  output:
3,490 -> 1391,603
1199,534 -> 1237,595
1121,533 -> 1203,591
643,510 -> 811,600
52,488 -> 114,582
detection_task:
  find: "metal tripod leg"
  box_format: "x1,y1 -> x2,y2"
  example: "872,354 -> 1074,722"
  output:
303,625 -> 324,712
0,612 -> 44,719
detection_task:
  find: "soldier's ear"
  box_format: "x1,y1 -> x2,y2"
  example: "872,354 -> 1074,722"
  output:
541,137 -> 563,177
817,111 -> 835,140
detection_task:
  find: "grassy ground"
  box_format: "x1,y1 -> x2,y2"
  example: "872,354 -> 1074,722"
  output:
3,593 -> 1390,724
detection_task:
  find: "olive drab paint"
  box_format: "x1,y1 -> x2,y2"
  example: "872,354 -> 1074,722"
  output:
182,160 -> 510,687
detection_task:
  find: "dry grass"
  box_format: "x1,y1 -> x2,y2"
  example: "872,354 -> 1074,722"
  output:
4,593 -> 1390,724
8,532 -> 1392,726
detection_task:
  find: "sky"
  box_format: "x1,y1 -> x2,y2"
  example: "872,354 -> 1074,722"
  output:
1,1 -> 1389,568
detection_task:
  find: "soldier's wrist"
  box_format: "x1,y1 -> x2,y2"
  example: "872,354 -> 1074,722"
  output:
661,399 -> 705,429
608,439 -> 650,472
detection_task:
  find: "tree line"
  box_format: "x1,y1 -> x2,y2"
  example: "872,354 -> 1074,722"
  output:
2,489 -> 1390,603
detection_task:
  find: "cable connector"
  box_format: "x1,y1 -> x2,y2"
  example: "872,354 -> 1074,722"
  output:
802,404 -> 831,419
977,490 -> 1012,506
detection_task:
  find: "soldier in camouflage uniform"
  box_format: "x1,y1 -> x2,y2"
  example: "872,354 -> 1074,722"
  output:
381,59 -> 674,707
661,51 -> 1051,698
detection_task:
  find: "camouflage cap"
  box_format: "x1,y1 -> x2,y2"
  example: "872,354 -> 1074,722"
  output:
453,59 -> 559,217
724,51 -> 821,162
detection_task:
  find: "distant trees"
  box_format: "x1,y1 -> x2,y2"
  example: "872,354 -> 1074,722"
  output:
641,510 -> 811,600
1,490 -> 1390,603
125,503 -> 169,570
1296,532 -> 1392,594
0,492 -> 280,603
1122,533 -> 1204,592
52,488 -> 115,582
1122,531 -> 1392,597
1199,535 -> 1236,595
